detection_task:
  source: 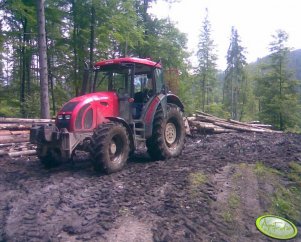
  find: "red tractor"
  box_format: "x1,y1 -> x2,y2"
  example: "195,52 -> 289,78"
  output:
30,57 -> 186,173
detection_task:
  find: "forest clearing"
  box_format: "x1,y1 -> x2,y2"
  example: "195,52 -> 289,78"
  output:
1,0 -> 301,241
0,117 -> 300,241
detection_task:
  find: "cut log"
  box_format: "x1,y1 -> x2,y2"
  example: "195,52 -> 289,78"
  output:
0,123 -> 32,130
0,117 -> 54,124
0,135 -> 29,144
9,150 -> 36,157
0,150 -> 36,157
212,128 -> 236,134
0,142 -> 30,148
188,111 -> 281,134
0,130 -> 30,136
252,124 -> 273,129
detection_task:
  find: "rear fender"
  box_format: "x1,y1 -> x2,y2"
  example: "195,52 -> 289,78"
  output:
143,94 -> 185,138
166,94 -> 184,112
142,94 -> 167,138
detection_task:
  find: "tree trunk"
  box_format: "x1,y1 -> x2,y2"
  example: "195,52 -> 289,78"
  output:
20,18 -> 28,118
48,39 -> 56,116
37,0 -> 50,119
88,4 -> 95,93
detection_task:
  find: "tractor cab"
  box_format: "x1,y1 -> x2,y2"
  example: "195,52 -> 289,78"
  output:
82,58 -> 165,123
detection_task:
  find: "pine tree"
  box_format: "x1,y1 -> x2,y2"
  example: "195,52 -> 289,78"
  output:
224,27 -> 247,120
196,8 -> 217,111
256,30 -> 301,131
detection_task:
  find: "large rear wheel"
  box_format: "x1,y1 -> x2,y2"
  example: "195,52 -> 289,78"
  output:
90,122 -> 130,174
146,104 -> 185,160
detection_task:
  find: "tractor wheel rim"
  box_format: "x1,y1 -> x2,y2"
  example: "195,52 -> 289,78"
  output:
110,141 -> 117,155
165,122 -> 177,145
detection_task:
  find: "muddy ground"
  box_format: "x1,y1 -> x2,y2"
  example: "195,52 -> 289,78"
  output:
0,132 -> 301,242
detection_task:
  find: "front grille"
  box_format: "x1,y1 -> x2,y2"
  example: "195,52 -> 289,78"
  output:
75,104 -> 90,129
57,119 -> 70,130
84,109 -> 93,129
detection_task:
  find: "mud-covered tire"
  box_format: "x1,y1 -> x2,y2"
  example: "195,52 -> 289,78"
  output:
90,122 -> 130,174
36,129 -> 62,169
146,104 -> 185,160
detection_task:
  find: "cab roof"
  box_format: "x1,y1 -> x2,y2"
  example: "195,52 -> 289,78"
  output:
94,57 -> 162,69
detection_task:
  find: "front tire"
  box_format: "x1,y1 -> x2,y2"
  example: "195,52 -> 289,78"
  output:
146,104 -> 185,160
90,122 -> 130,174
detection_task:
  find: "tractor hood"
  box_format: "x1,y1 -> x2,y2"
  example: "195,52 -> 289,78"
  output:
56,92 -> 119,132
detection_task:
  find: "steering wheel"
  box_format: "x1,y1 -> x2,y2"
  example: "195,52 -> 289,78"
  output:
143,89 -> 153,102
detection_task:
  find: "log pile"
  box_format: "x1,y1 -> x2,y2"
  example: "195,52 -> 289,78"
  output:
0,117 -> 54,158
0,113 -> 280,158
188,111 -> 280,134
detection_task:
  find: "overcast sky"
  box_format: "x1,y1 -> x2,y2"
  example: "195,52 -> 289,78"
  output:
150,0 -> 301,69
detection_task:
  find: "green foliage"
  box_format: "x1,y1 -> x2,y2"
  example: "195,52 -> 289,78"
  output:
255,30 -> 301,131
0,0 -> 189,118
205,103 -> 231,119
196,9 -> 218,111
1,0 -> 300,129
224,27 -> 248,120
24,92 -> 40,118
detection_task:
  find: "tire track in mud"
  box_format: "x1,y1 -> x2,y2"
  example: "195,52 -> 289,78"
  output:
0,132 -> 300,241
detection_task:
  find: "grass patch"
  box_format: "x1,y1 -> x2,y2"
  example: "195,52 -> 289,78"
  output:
254,161 -> 301,224
189,172 -> 207,187
288,162 -> 301,186
271,185 -> 301,223
232,172 -> 242,181
188,171 -> 207,198
222,210 -> 234,222
228,193 -> 240,209
220,191 -> 241,225
254,162 -> 281,176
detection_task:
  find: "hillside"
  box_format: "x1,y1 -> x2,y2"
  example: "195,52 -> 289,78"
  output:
289,49 -> 301,80
250,49 -> 301,80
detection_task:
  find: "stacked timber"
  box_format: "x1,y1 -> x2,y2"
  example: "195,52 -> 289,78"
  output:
0,117 -> 54,158
188,111 -> 280,134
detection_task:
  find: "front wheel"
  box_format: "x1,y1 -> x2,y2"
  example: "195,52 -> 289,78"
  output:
90,122 -> 130,174
146,104 -> 185,160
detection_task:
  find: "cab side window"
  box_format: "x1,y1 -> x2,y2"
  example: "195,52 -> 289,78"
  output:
154,68 -> 164,93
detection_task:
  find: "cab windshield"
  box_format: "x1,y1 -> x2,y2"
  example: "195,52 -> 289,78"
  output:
93,65 -> 131,95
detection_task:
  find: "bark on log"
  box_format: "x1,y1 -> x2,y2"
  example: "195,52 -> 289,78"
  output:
0,142 -> 30,148
0,117 -> 54,124
9,150 -> 36,157
0,123 -> 32,130
0,130 -> 30,136
0,150 -> 36,157
0,135 -> 29,144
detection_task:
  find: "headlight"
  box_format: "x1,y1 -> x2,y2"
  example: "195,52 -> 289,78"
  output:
57,115 -> 63,120
65,114 -> 71,120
